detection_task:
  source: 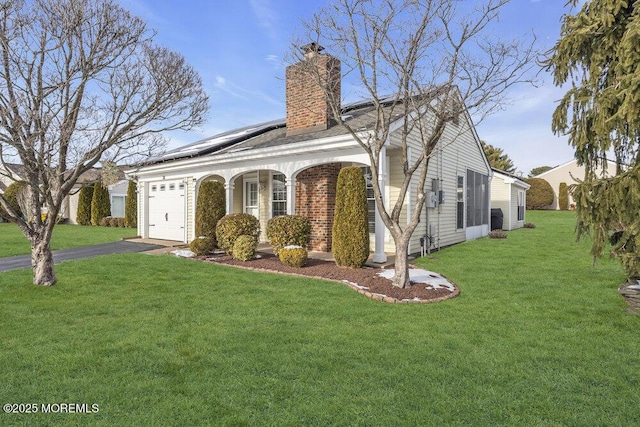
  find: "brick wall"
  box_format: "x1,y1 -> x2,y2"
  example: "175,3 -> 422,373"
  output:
295,163 -> 341,252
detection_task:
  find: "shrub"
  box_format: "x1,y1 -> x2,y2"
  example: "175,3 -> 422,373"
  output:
332,166 -> 370,268
488,230 -> 508,239
125,180 -> 137,228
91,183 -> 111,226
279,245 -> 308,268
76,185 -> 94,225
0,181 -> 26,220
189,236 -> 216,256
558,182 -> 569,211
525,178 -> 554,209
99,217 -> 110,227
116,217 -> 125,228
195,180 -> 226,246
108,217 -> 120,227
266,215 -> 311,256
216,213 -> 260,255
523,223 -> 536,229
232,235 -> 257,261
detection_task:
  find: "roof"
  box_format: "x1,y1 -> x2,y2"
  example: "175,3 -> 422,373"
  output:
142,97 -> 407,166
492,168 -> 530,189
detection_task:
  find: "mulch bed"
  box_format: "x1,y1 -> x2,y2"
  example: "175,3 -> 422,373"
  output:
195,252 -> 459,303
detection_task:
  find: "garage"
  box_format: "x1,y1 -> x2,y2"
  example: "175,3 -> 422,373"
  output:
148,180 -> 186,241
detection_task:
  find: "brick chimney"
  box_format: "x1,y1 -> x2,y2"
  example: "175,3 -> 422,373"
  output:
286,43 -> 341,136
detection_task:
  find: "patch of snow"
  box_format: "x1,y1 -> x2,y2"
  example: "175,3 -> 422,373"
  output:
627,284 -> 640,291
283,245 -> 303,250
342,279 -> 368,290
172,249 -> 195,258
378,268 -> 456,293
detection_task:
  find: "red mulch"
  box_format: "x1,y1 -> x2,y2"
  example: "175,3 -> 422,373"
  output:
195,252 -> 459,303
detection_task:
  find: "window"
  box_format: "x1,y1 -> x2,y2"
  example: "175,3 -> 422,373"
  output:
159,184 -> 166,191
517,190 -> 525,221
361,166 -> 376,233
169,183 -> 175,191
466,170 -> 489,227
244,181 -> 259,217
272,174 -> 287,217
456,175 -> 464,229
111,195 -> 126,217
151,185 -> 157,192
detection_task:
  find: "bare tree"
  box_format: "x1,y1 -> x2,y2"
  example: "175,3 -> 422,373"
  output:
0,0 -> 209,286
294,0 -> 537,288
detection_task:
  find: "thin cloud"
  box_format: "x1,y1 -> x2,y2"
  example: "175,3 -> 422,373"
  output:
249,0 -> 278,40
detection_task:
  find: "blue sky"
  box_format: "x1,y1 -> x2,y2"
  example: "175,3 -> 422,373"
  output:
119,0 -> 584,176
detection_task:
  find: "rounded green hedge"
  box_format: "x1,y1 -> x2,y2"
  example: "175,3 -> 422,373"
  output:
266,215 -> 311,256
525,178 -> 554,210
216,213 -> 260,255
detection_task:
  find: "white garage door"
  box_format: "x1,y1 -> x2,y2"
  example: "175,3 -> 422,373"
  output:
148,180 -> 186,241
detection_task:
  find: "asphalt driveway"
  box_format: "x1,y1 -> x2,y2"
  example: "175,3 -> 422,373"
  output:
0,241 -> 165,273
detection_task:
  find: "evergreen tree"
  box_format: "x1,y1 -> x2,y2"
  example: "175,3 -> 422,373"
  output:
545,0 -> 640,278
332,166 -> 370,268
558,182 -> 569,211
481,140 -> 516,173
91,183 -> 111,226
529,166 -> 553,177
76,185 -> 94,225
195,180 -> 225,245
125,180 -> 137,228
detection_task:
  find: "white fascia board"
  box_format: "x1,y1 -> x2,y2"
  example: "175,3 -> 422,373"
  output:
130,132 -> 365,179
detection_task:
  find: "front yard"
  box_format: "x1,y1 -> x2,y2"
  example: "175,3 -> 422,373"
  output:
0,211 -> 638,426
0,223 -> 135,258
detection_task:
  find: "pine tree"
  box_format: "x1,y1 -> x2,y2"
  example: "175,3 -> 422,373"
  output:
91,184 -> 111,226
125,180 -> 137,228
529,166 -> 553,177
76,185 -> 94,225
481,140 -> 516,173
545,0 -> 640,278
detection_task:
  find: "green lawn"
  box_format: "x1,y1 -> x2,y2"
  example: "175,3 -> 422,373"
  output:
0,223 -> 136,257
0,211 -> 638,426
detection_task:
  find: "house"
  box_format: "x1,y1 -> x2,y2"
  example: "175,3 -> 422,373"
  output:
534,159 -> 616,210
490,169 -> 530,230
128,45 -> 492,260
0,163 -> 126,223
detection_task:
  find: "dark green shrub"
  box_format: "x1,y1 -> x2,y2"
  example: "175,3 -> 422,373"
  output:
558,182 -> 569,210
332,166 -> 369,268
189,236 -> 216,256
0,181 -> 26,221
91,184 -> 111,226
76,185 -> 94,225
266,215 -> 311,256
216,213 -> 260,255
525,178 -> 554,209
279,246 -> 308,268
125,180 -> 137,228
232,235 -> 257,261
195,180 -> 226,246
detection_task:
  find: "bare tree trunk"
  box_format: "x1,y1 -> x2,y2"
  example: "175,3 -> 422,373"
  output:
391,235 -> 411,288
31,237 -> 56,286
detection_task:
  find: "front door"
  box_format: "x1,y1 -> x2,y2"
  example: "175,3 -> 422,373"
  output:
244,180 -> 259,218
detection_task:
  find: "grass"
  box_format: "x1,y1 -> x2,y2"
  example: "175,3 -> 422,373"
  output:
0,211 -> 639,426
0,223 -> 136,258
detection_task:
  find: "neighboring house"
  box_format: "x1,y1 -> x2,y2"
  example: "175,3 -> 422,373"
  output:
490,168 -> 530,230
128,46 -> 492,260
0,163 -> 126,223
534,159 -> 616,210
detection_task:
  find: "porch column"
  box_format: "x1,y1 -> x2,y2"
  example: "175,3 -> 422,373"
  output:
373,146 -> 388,263
225,181 -> 234,214
286,175 -> 296,215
